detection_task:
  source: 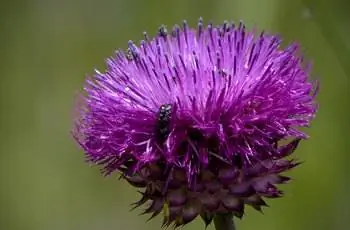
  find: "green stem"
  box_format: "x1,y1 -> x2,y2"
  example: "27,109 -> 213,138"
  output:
213,213 -> 236,230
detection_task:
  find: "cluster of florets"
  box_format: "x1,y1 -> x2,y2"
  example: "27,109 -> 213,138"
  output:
73,18 -> 318,228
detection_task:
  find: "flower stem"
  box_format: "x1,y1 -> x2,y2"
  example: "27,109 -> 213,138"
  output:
213,213 -> 236,230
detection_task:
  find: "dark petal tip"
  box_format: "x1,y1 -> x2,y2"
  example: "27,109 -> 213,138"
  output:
130,193 -> 149,211
271,159 -> 301,174
256,183 -> 283,198
147,201 -> 165,221
233,210 -> 245,219
142,198 -> 164,217
125,175 -> 147,188
278,138 -> 301,158
277,175 -> 291,184
200,212 -> 214,227
249,194 -> 269,212
251,204 -> 264,212
245,194 -> 268,207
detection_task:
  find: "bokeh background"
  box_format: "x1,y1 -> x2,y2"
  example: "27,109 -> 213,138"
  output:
1,0 -> 349,229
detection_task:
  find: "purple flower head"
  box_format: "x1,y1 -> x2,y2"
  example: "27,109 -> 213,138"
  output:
73,18 -> 318,228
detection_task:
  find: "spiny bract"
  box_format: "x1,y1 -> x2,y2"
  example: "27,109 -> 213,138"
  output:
73,18 -> 318,228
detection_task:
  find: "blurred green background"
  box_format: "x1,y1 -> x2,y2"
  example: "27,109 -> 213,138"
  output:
1,0 -> 349,229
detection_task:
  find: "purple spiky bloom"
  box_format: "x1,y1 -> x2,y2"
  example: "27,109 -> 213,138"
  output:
73,19 -> 318,228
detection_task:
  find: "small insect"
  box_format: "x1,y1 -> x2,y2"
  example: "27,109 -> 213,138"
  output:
156,104 -> 172,138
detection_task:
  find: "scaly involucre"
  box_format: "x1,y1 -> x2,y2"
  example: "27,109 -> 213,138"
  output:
73,19 -> 318,228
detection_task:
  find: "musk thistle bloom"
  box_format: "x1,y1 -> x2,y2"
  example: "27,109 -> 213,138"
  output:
73,18 -> 318,228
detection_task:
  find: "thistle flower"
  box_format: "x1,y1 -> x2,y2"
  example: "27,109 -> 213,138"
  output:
73,18 -> 318,229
